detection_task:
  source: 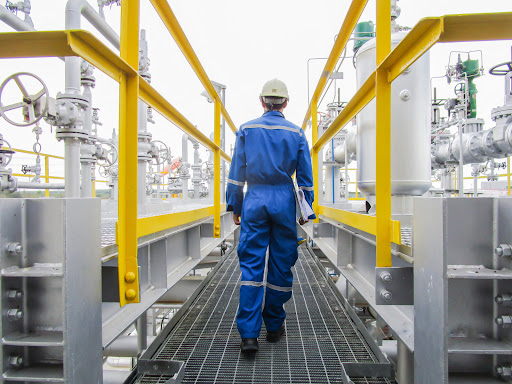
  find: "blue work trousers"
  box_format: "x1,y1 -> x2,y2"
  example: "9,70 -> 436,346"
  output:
237,184 -> 298,339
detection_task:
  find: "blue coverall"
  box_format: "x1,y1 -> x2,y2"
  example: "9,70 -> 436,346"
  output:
226,110 -> 315,339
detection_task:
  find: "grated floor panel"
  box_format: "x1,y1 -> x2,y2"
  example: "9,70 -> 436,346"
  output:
133,246 -> 394,384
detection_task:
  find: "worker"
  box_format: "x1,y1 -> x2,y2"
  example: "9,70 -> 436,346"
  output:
226,78 -> 315,353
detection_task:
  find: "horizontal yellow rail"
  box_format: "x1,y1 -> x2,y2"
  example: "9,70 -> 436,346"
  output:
8,147 -> 64,160
137,204 -> 226,238
312,12 -> 512,152
319,205 -> 401,245
149,0 -> 237,133
0,30 -> 232,162
302,0 -> 369,130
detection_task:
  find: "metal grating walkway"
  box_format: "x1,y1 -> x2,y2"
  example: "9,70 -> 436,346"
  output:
132,246 -> 394,384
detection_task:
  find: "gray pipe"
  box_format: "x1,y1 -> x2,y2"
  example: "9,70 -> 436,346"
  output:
102,335 -> 155,357
103,370 -> 131,384
182,134 -> 189,201
17,181 -> 65,190
64,138 -> 81,197
0,5 -> 34,31
65,0 -> 120,49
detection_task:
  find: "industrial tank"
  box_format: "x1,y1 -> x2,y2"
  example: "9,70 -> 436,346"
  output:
355,31 -> 431,196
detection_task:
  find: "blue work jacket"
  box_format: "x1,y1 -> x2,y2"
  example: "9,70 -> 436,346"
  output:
226,110 -> 315,216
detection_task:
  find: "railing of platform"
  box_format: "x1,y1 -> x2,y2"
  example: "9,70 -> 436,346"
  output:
304,0 -> 512,267
0,0 -> 236,305
1,147 -> 110,197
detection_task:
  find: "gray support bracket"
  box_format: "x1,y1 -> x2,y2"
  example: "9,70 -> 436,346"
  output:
375,267 -> 414,305
313,222 -> 334,238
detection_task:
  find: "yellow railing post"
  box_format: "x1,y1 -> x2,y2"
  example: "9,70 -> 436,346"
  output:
44,155 -> 49,197
312,101 -> 319,223
375,0 -> 392,268
118,0 -> 140,306
214,100 -> 221,237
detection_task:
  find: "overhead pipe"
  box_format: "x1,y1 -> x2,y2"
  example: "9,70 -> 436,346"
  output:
63,0 -> 121,197
0,5 -> 34,31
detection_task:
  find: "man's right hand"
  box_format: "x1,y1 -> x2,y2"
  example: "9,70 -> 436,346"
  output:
233,214 -> 241,225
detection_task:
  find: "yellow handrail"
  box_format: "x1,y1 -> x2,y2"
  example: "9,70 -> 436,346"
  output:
306,2 -> 512,268
0,1 -> 238,306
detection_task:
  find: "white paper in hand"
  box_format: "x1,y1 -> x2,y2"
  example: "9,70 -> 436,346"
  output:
296,188 -> 314,222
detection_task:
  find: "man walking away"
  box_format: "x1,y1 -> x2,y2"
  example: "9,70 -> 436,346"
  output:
226,78 -> 315,353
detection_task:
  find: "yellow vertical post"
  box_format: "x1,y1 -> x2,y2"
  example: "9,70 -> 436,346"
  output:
92,180 -> 96,197
118,0 -> 140,306
44,155 -> 49,197
312,101 -> 319,222
375,0 -> 392,267
214,100 -> 221,237
508,157 -> 511,196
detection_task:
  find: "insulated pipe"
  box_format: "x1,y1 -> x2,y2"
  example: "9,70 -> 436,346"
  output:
103,370 -> 131,384
17,181 -> 65,190
102,335 -> 156,357
64,0 -> 121,197
80,84 -> 93,198
0,5 -> 34,31
182,134 -> 189,201
64,138 -> 81,197
65,0 -> 120,49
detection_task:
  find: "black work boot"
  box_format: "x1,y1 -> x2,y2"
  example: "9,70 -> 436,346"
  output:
241,338 -> 259,353
266,324 -> 285,343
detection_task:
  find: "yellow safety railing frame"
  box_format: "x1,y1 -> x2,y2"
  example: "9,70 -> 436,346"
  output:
304,0 -> 512,267
0,0 -> 236,305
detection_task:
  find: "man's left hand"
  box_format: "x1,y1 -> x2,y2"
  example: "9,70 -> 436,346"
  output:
233,214 -> 241,225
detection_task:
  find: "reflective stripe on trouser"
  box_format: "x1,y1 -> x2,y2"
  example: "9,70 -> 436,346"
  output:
237,184 -> 298,339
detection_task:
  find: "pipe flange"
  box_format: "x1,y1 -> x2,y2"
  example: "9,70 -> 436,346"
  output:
138,131 -> 152,141
55,127 -> 89,141
491,105 -> 512,121
56,92 -> 89,108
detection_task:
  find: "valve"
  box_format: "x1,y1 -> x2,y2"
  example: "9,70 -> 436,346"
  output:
0,72 -> 49,127
489,61 -> 512,76
151,140 -> 170,167
96,141 -> 118,168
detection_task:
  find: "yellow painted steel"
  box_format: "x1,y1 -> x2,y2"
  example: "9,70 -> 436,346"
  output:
214,100 -> 221,238
375,0 -> 392,268
3,147 -> 64,160
149,0 -> 237,134
319,206 -> 401,244
118,0 -> 140,306
311,103 -> 319,223
44,156 -> 49,197
139,80 -> 231,162
137,205 -> 226,238
0,31 -> 232,161
312,73 -> 375,151
302,0 -> 369,130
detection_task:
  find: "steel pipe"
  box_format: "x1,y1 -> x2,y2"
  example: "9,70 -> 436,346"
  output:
17,181 -> 65,190
0,5 -> 34,31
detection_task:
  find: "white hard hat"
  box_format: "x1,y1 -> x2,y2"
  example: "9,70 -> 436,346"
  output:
259,78 -> 289,100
